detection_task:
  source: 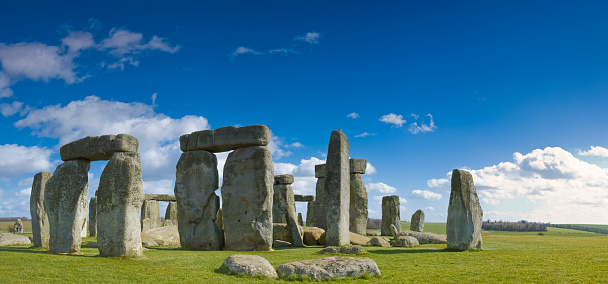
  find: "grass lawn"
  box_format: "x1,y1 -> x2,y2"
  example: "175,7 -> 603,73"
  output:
0,221 -> 32,234
2,224 -> 607,283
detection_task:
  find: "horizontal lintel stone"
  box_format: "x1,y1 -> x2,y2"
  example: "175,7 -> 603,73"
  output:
180,125 -> 270,153
294,195 -> 315,202
60,134 -> 138,161
144,194 -> 177,202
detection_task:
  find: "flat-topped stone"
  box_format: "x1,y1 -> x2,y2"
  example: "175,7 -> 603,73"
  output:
60,134 -> 138,161
180,125 -> 270,153
144,194 -> 177,202
294,195 -> 315,202
315,164 -> 326,178
349,158 -> 367,174
274,174 -> 294,185
276,257 -> 381,281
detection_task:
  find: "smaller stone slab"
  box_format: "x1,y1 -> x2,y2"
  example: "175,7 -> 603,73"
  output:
294,195 -> 315,202
180,125 -> 270,153
60,134 -> 138,161
349,158 -> 367,174
397,230 -> 447,244
274,174 -> 294,185
314,164 -> 326,178
394,236 -> 419,247
220,255 -> 278,279
318,245 -> 364,255
369,237 -> 391,247
144,194 -> 177,202
276,257 -> 380,281
0,233 -> 32,246
349,232 -> 371,246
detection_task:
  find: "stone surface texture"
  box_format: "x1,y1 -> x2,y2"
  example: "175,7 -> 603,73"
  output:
298,213 -> 304,226
140,225 -> 180,246
349,167 -> 367,235
60,134 -> 138,161
277,182 -> 304,246
274,174 -> 294,185
165,201 -> 178,225
410,209 -> 425,232
381,195 -> 400,236
324,130 -> 350,246
314,164 -> 326,230
45,159 -> 90,254
447,169 -> 483,251
273,223 -> 291,242
221,255 -> 278,279
349,232 -> 371,246
397,230 -> 447,244
276,257 -> 381,281
30,171 -> 52,247
88,196 -> 97,237
180,125 -> 270,153
141,200 -> 161,232
0,233 -> 32,246
318,245 -> 364,254
349,158 -> 367,174
174,150 -> 222,250
394,236 -> 420,247
306,201 -> 315,227
369,237 -> 391,247
97,152 -> 144,257
294,195 -> 315,202
272,185 -> 287,224
144,194 -> 177,202
302,226 -> 325,246
222,145 -> 274,251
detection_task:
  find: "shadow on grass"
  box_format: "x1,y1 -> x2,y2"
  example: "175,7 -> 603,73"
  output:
368,248 -> 453,254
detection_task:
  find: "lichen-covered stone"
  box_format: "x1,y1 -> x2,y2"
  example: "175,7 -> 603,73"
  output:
394,236 -> 419,247
180,125 -> 271,153
60,134 -> 138,161
381,195 -> 400,236
45,159 -> 90,254
294,195 -> 315,202
144,194 -> 177,202
0,233 -> 32,246
315,164 -> 326,178
164,201 -> 178,225
30,171 -> 52,247
447,169 -> 483,251
276,257 -> 381,281
220,255 -> 278,279
324,130 -> 350,246
349,232 -> 371,246
88,197 -> 97,237
140,225 -> 180,246
274,183 -> 304,247
174,150 -> 221,250
318,245 -> 364,254
397,230 -> 447,244
97,152 -> 144,257
306,201 -> 315,227
410,209 -> 425,232
274,174 -> 294,185
141,200 -> 161,232
349,158 -> 367,174
314,175 -> 326,230
303,226 -> 325,246
369,236 -> 391,247
349,172 -> 367,236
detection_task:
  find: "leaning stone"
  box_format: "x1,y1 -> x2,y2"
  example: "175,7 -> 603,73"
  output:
165,201 -> 178,225
60,134 -> 138,161
394,236 -> 419,247
97,152 -> 144,257
390,224 -> 399,238
180,125 -> 271,153
318,245 -> 364,255
349,232 -> 371,246
88,197 -> 97,237
397,230 -> 447,244
447,169 -> 483,251
276,257 -> 381,281
273,240 -> 292,247
410,209 -> 425,232
30,171 -> 52,247
174,150 -> 222,250
141,225 -> 180,246
369,237 -> 391,247
222,145 -> 274,251
220,255 -> 278,279
141,200 -> 161,232
324,130 -> 350,246
144,194 -> 177,202
349,170 -> 367,236
381,195 -> 400,236
314,164 -> 326,230
45,159 -> 90,254
302,226 -> 325,246
281,183 -> 304,247
274,174 -> 294,185
0,233 -> 32,246
349,158 -> 367,174
294,195 -> 314,202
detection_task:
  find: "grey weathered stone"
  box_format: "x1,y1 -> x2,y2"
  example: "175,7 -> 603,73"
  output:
273,240 -> 292,247
12,219 -> 23,233
324,130 -> 350,246
276,257 -> 381,281
174,150 -> 222,250
298,213 -> 304,226
165,201 -> 178,225
349,158 -> 367,174
369,236 -> 391,247
306,201 -> 315,227
381,195 -> 400,236
180,125 -> 271,153
397,230 -> 447,244
88,197 -> 97,237
274,174 -> 294,185
366,231 -> 380,236
318,245 -> 364,254
30,171 -> 51,247
222,145 -> 273,251
302,226 -> 324,246
140,225 -> 180,246
349,171 -> 367,236
163,219 -> 174,227
216,208 -> 225,247
97,152 -> 144,257
410,209 -> 425,232
273,223 -> 291,242
390,224 -> 399,238
447,169 -> 483,251
349,232 -> 371,246
314,164 -> 326,230
60,134 -> 138,161
294,195 -> 314,202
315,164 -> 326,178
83,242 -> 97,248
220,255 -> 278,279
394,236 -> 420,247
279,183 -> 304,247
272,185 -> 287,223
145,194 -> 177,202
0,233 -> 32,246
141,200 -> 161,232
45,159 -> 90,254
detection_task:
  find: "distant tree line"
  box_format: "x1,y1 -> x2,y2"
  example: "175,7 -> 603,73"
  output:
0,217 -> 29,222
367,218 -> 382,229
548,224 -> 608,234
482,220 -> 547,232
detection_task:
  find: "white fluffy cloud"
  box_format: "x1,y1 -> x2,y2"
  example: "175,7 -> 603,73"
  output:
367,182 -> 397,193
578,146 -> 608,158
0,101 -> 24,117
273,157 -> 325,195
365,162 -> 377,174
347,112 -> 359,119
379,113 -> 406,127
0,144 -> 54,179
355,132 -> 376,138
408,114 -> 437,134
427,178 -> 450,191
410,189 -> 442,201
295,32 -> 322,44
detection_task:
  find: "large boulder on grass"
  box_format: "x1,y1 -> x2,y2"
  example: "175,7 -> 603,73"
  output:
303,226 -> 325,245
276,257 -> 380,281
0,233 -> 32,246
397,230 -> 447,244
318,245 -> 364,254
140,225 -> 180,246
220,255 -> 277,279
349,232 -> 371,246
369,237 -> 391,247
394,236 -> 419,247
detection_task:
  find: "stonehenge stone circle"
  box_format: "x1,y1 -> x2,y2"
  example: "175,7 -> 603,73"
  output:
349,158 -> 368,236
45,159 -> 90,254
410,209 -> 425,232
88,196 -> 97,237
447,169 -> 483,251
174,149 -> 222,250
165,201 -> 178,225
141,200 -> 161,232
272,184 -> 287,224
97,152 -> 144,257
180,125 -> 270,153
314,164 -> 326,229
381,195 -> 400,236
273,174 -> 304,247
60,134 -> 138,161
295,194 -> 316,227
324,130 -> 350,246
30,171 -> 52,247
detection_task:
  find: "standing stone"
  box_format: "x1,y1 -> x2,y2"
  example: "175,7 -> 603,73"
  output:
381,195 -> 400,236
314,164 -> 326,230
141,200 -> 161,232
97,152 -> 144,257
298,213 -> 304,226
45,159 -> 90,254
88,197 -> 97,237
215,208 -> 226,247
274,175 -> 303,247
349,158 -> 368,236
30,171 -> 52,247
165,201 -> 178,225
324,130 -> 350,246
447,169 -> 483,251
272,188 -> 287,224
410,209 -> 425,232
306,201 -> 315,227
174,150 -> 222,250
222,145 -> 274,251
13,219 -> 23,233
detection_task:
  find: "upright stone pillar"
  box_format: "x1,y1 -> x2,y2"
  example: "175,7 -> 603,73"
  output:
349,158 -> 368,236
45,159 -> 90,254
174,150 -> 221,250
410,209 -> 425,232
97,152 -> 144,257
274,175 -> 303,247
141,200 -> 161,232
165,201 -> 178,225
306,200 -> 315,227
30,171 -> 52,247
324,130 -> 350,246
272,182 -> 287,224
88,197 -> 97,237
314,164 -> 326,230
222,145 -> 274,251
447,169 -> 483,251
381,195 -> 400,236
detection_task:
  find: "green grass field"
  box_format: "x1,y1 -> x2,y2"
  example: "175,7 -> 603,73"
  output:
0,221 -> 32,234
2,224 -> 607,283
558,224 -> 608,230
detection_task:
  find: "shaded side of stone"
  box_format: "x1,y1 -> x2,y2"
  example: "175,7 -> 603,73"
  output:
60,134 -> 138,161
88,197 -> 97,237
145,194 -> 177,202
349,173 -> 368,236
324,130 -> 350,246
410,209 -> 425,232
30,171 -> 52,247
294,195 -> 315,202
381,195 -> 400,236
349,158 -> 367,174
180,125 -> 271,153
314,175 -> 326,230
165,201 -> 178,225
272,184 -> 287,223
141,200 -> 161,232
447,169 -> 483,251
306,201 -> 315,227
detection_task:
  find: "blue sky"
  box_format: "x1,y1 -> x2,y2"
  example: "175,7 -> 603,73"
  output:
1,1 -> 608,224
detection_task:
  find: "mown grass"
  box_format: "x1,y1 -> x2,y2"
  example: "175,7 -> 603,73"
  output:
558,224 -> 608,230
2,226 -> 608,283
0,221 -> 32,234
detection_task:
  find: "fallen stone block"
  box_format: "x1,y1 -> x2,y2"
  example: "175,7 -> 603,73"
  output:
60,134 -> 138,161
